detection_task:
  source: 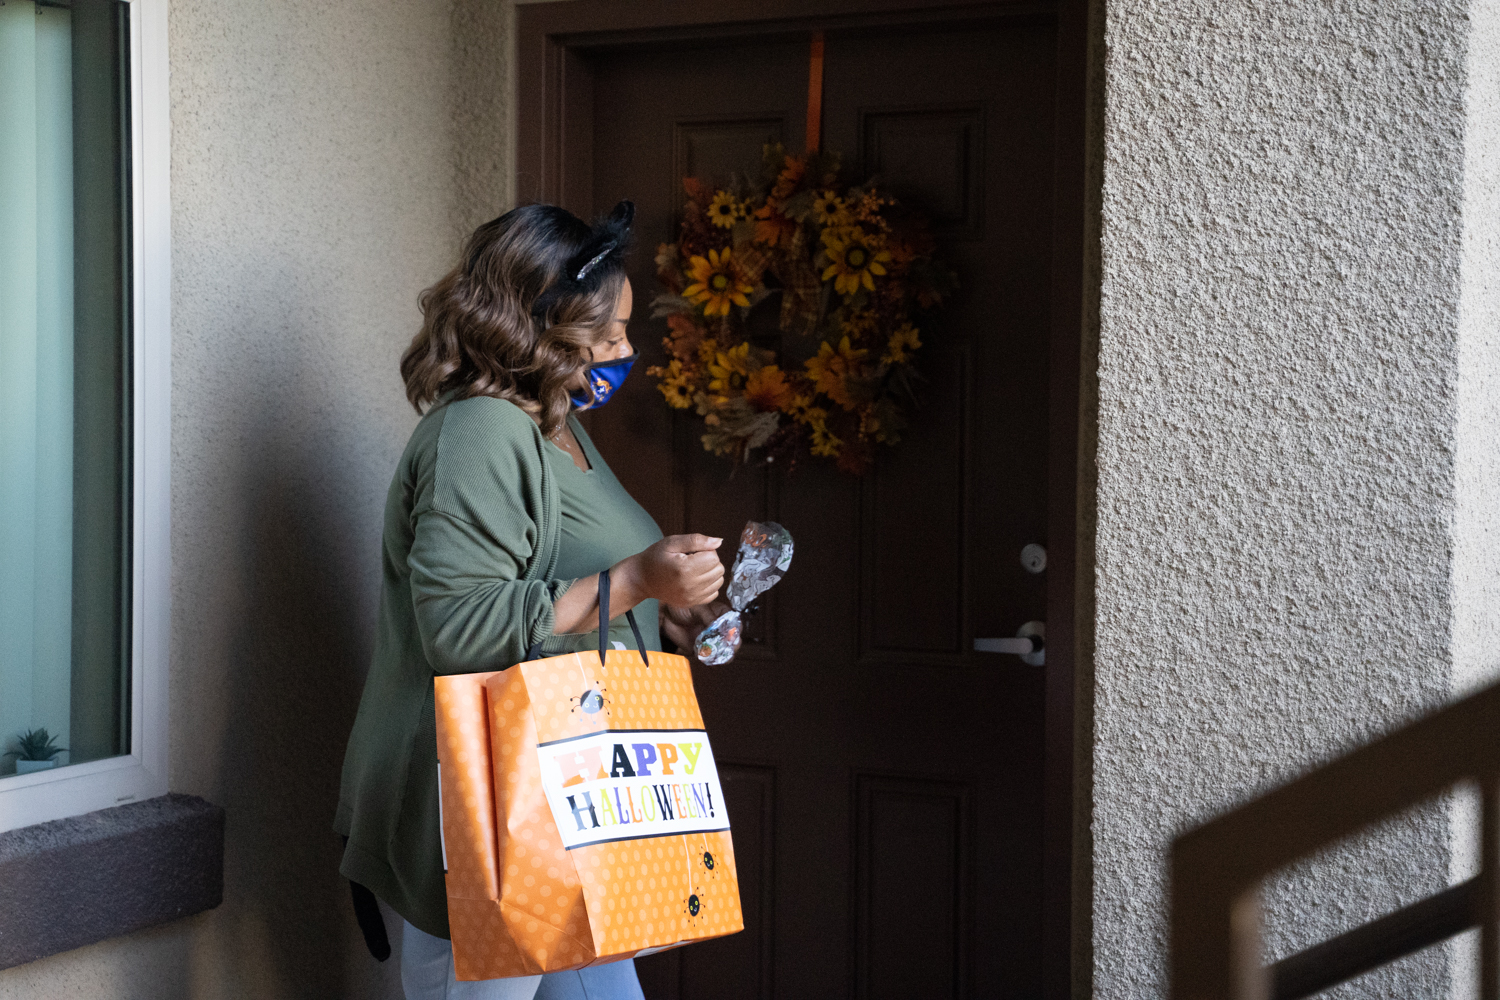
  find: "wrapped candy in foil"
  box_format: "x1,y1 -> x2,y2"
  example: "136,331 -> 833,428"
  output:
693,610 -> 743,666
695,521 -> 794,666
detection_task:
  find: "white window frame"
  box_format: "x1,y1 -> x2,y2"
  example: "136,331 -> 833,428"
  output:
0,0 -> 170,834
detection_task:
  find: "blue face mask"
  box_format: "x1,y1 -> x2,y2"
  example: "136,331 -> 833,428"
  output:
570,351 -> 638,410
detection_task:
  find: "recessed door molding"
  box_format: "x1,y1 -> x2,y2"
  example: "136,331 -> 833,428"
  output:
517,4 -> 1088,995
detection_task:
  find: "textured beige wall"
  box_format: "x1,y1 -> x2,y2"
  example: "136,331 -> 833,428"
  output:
1448,5 -> 1500,992
452,0 -> 519,232
1090,3 -> 1500,998
0,0 -> 509,995
1454,0 -> 1500,703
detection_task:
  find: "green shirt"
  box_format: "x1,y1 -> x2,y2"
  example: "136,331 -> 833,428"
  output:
546,415 -> 663,656
334,395 -> 663,938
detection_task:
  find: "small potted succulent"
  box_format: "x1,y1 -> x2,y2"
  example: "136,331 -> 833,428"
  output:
5,728 -> 67,774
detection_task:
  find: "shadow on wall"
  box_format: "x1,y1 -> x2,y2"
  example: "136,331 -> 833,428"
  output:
208,400 -> 401,998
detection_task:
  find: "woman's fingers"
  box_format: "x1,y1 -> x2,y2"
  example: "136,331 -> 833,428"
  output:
675,556 -> 724,595
662,533 -> 722,554
675,578 -> 718,606
661,603 -> 695,627
631,534 -> 726,606
660,618 -> 694,650
660,602 -> 723,634
689,577 -> 724,605
678,549 -> 724,573
658,599 -> 736,659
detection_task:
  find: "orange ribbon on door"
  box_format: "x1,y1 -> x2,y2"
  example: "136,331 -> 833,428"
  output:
806,31 -> 825,153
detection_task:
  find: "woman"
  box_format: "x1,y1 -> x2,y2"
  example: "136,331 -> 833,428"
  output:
335,202 -> 727,1000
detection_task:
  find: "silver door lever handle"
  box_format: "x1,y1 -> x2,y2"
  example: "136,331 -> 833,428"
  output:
974,620 -> 1046,665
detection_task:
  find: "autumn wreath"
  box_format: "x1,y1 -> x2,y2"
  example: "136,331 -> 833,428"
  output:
648,144 -> 957,475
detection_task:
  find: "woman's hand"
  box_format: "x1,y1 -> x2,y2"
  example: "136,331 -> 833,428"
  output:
660,600 -> 732,654
613,535 -> 725,609
551,535 -> 724,636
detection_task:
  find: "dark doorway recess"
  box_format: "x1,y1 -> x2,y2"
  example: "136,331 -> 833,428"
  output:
518,2 -> 1087,996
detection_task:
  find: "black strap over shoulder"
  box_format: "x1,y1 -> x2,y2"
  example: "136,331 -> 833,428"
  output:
525,569 -> 648,667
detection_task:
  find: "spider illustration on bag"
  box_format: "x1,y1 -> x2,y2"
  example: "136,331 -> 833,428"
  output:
568,687 -> 610,715
683,888 -> 707,928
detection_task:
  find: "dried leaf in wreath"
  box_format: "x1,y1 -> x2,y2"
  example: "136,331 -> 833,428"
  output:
780,188 -> 816,222
651,293 -> 696,319
732,218 -> 758,248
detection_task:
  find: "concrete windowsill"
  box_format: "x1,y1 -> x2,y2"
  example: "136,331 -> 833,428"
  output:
0,793 -> 224,971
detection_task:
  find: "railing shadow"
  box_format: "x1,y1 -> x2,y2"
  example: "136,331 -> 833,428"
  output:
1171,681 -> 1500,999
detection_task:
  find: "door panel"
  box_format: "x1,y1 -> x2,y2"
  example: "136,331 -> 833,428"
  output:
854,775 -> 972,1000
675,763 -> 777,1000
674,117 -> 788,206
860,105 -> 987,239
863,345 -> 968,661
582,16 -> 1057,997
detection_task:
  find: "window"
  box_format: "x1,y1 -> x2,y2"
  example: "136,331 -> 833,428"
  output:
0,0 -> 168,833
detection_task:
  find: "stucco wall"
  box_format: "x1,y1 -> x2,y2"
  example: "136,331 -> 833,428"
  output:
452,0 -> 521,233
1091,3 -> 1498,997
1454,0 -> 1500,704
0,0 -> 492,995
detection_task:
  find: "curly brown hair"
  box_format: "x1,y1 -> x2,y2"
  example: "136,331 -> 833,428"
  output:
400,204 -> 627,436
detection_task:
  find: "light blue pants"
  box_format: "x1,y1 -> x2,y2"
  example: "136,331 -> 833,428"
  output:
400,920 -> 646,1000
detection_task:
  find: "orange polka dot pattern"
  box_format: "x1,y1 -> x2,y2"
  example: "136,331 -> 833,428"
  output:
435,649 -> 744,982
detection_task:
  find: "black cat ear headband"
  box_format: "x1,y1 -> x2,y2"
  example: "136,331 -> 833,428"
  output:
530,200 -> 635,323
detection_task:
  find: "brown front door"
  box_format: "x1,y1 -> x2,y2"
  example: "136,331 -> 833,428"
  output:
522,6 -> 1071,997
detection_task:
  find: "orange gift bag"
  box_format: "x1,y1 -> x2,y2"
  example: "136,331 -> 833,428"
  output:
434,570 -> 743,980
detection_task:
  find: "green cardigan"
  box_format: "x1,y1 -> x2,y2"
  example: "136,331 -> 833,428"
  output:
334,395 -> 650,938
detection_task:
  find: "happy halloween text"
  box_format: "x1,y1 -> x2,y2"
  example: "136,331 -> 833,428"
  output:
536,728 -> 729,849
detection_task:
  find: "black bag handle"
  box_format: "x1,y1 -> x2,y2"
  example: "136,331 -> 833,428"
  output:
342,837 -> 391,962
597,567 -> 650,666
525,568 -> 648,666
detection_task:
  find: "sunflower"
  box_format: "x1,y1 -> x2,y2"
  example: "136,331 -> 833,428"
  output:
804,335 -> 868,410
650,359 -> 695,409
884,323 -> 922,364
789,400 -> 839,455
683,249 -> 754,317
708,341 -> 753,397
809,417 -> 843,458
821,228 -> 891,296
706,190 -> 744,229
787,394 -> 816,421
841,308 -> 879,342
743,365 -> 794,412
813,191 -> 851,227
